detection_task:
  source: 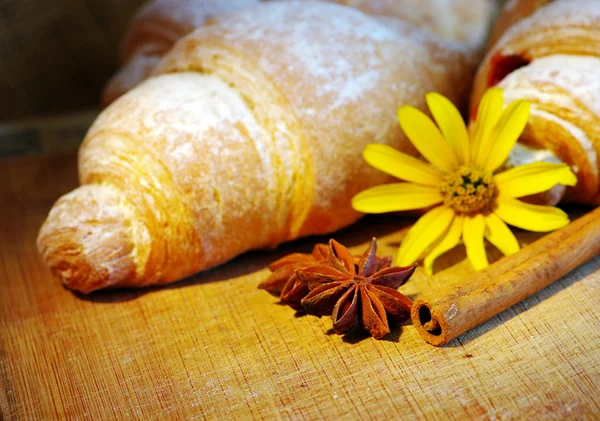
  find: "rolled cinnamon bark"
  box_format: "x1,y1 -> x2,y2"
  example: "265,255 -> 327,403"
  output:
411,207 -> 600,346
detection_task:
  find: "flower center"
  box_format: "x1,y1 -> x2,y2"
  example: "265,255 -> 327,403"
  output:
440,165 -> 498,215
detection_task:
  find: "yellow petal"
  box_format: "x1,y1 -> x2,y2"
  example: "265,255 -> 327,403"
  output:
352,183 -> 443,213
463,214 -> 488,271
495,162 -> 577,198
426,92 -> 470,164
484,213 -> 520,257
423,215 -> 464,275
362,144 -> 443,186
483,100 -> 531,172
396,206 -> 455,266
471,88 -> 504,167
397,106 -> 458,172
495,197 -> 570,232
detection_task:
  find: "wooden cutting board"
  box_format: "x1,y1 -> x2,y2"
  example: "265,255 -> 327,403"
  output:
1,150 -> 599,420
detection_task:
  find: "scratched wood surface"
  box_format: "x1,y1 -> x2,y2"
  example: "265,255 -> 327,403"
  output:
1,150 -> 599,420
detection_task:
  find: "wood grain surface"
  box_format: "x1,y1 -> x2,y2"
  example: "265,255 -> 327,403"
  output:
1,150 -> 599,420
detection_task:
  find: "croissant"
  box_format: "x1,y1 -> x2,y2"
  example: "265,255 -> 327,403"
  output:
470,0 -> 600,205
485,0 -> 552,49
102,0 -> 497,106
38,1 -> 475,293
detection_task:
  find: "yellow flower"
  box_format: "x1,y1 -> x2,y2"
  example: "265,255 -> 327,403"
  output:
352,88 -> 577,274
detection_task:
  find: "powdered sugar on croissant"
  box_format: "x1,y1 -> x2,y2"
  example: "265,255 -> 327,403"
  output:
39,1 -> 475,293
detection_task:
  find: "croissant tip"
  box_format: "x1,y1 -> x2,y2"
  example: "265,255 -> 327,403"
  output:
37,223 -> 125,295
37,185 -> 140,294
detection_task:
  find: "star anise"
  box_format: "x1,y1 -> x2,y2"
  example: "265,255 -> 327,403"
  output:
298,238 -> 415,339
259,242 -> 393,312
258,243 -> 329,311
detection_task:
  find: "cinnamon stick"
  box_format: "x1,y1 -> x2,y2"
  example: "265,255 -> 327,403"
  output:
411,207 -> 600,346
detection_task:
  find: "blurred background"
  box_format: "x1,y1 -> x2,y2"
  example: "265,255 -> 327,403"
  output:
0,0 -> 145,122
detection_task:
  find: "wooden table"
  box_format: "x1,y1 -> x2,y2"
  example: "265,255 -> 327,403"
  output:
2,151 -> 599,420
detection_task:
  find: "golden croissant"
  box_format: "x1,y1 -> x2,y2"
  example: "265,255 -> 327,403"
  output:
102,0 -> 497,106
471,0 -> 600,205
38,1 -> 476,293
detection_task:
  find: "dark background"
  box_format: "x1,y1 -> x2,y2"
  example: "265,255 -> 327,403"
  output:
0,0 -> 145,122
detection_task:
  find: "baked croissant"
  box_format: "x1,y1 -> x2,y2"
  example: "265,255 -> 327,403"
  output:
38,1 -> 475,293
470,0 -> 600,205
102,0 -> 497,106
